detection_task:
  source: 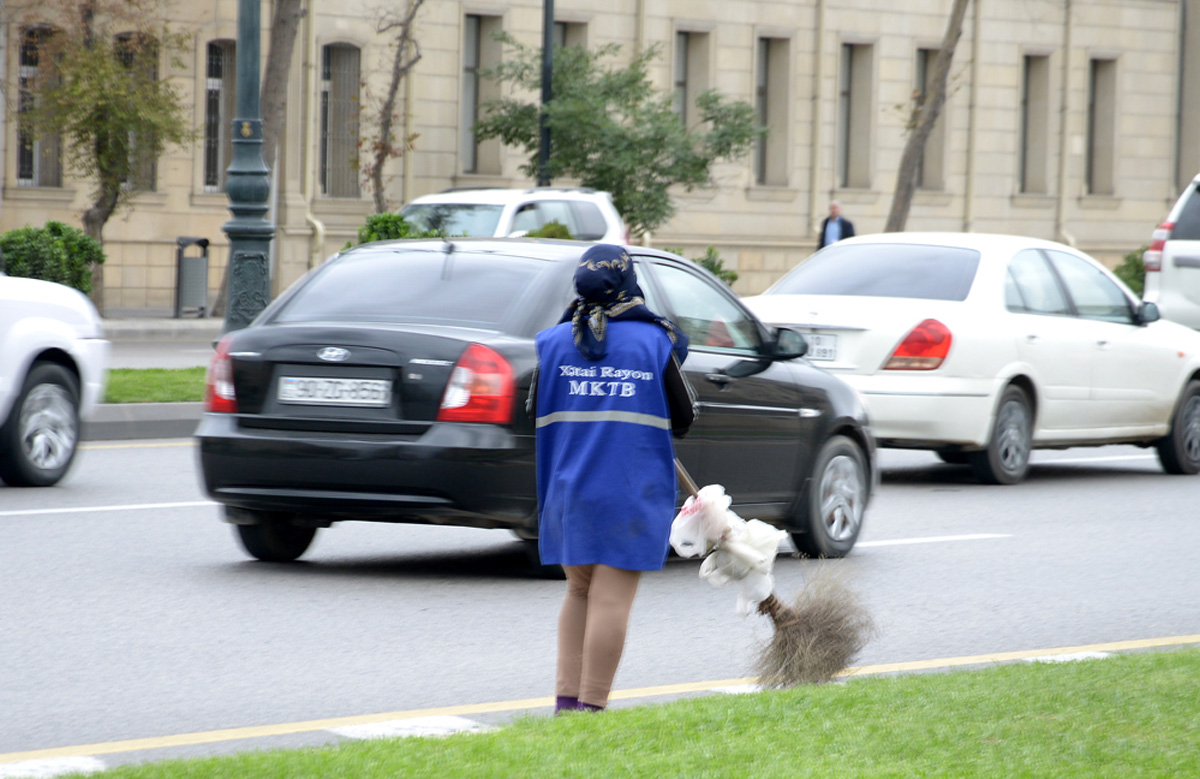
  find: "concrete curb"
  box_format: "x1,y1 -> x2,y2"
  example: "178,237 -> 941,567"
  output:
83,403 -> 203,441
103,318 -> 223,342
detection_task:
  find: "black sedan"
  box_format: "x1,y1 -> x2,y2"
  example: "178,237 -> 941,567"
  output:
196,239 -> 875,564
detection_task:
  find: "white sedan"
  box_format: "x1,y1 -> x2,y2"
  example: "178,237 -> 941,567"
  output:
743,232 -> 1200,484
0,273 -> 109,486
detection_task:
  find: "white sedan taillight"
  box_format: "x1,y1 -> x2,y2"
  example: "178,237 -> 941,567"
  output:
204,335 -> 237,413
1143,222 -> 1173,272
883,319 -> 953,370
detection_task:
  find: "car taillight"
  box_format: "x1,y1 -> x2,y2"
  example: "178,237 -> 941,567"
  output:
1143,222 -> 1173,272
204,335 -> 238,413
883,319 -> 953,370
437,343 -> 515,424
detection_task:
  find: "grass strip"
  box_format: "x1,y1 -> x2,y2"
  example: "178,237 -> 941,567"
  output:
68,648 -> 1200,778
104,368 -> 206,404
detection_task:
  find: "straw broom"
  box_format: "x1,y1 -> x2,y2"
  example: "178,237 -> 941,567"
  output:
673,459 -> 875,687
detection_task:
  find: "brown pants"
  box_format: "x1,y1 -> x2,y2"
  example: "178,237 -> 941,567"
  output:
557,564 -> 642,708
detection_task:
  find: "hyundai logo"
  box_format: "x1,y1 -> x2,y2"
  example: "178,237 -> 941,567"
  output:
317,347 -> 351,362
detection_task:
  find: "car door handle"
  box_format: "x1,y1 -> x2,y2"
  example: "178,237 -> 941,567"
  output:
1096,339 -> 1109,348
705,373 -> 734,387
1025,334 -> 1038,343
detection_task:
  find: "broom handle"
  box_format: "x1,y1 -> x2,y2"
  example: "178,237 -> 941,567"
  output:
674,458 -> 700,498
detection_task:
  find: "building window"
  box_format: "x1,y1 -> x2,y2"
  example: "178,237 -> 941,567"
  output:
754,37 -> 789,186
914,48 -> 946,190
320,43 -> 361,198
1086,58 -> 1117,196
1019,54 -> 1051,194
673,31 -> 709,127
462,14 -> 501,175
837,43 -> 873,189
553,21 -> 586,50
17,27 -> 62,188
203,41 -> 235,193
115,32 -> 159,192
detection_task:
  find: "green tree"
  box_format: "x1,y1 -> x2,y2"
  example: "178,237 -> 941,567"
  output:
344,212 -> 441,248
664,245 -> 738,287
16,0 -> 193,310
474,36 -> 762,239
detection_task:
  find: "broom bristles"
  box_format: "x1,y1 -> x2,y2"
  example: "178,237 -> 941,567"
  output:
753,567 -> 875,688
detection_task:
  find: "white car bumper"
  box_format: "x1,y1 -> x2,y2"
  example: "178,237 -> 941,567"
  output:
76,338 -> 111,418
833,372 -> 999,448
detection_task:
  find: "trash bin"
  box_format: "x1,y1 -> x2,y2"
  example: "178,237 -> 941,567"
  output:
174,237 -> 210,318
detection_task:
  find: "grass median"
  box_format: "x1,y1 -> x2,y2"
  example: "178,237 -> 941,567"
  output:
104,368 -> 206,404
70,647 -> 1200,777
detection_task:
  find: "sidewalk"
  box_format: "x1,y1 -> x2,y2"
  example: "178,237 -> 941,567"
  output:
83,313 -> 224,441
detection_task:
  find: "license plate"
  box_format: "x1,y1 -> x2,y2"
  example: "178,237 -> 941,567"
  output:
278,377 -> 393,407
805,333 -> 838,361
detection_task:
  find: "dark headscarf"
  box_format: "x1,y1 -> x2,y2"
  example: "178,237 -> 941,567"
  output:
559,244 -> 688,363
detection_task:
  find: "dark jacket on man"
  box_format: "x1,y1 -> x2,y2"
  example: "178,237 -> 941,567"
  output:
817,216 -> 855,250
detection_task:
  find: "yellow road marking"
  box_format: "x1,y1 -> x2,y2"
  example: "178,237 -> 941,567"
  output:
4,633 -> 1198,765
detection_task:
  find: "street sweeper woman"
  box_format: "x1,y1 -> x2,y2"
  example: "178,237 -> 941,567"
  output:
529,243 -> 696,714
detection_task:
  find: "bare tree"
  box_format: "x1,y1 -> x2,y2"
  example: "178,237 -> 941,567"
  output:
884,0 -> 971,232
361,0 -> 426,213
261,0 -> 305,167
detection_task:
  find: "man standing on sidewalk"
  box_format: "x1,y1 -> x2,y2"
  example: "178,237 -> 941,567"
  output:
817,201 -> 855,250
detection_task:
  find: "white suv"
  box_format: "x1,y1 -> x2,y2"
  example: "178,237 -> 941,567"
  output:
0,272 -> 109,486
1144,173 -> 1200,329
399,187 -> 628,243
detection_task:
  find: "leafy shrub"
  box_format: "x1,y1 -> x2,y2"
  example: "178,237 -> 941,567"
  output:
0,221 -> 105,294
664,245 -> 739,287
523,220 -> 574,239
345,212 -> 442,248
1113,246 -> 1147,297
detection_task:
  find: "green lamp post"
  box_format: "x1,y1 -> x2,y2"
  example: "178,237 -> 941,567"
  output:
222,0 -> 273,333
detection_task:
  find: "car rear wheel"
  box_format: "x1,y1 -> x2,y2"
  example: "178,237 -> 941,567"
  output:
1156,380 -> 1200,475
969,386 -> 1032,485
0,363 -> 81,487
235,516 -> 318,562
790,435 -> 867,558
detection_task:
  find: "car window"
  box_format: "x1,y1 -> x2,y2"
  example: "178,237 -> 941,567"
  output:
273,249 -> 545,328
536,201 -> 577,235
641,262 -> 762,353
768,243 -> 980,300
510,203 -> 541,235
399,204 -> 503,237
1043,250 -> 1135,324
1007,249 -> 1071,315
570,202 -> 609,240
1172,185 -> 1200,240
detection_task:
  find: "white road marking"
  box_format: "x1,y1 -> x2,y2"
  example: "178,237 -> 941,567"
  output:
1032,454 -> 1157,465
0,757 -> 105,778
329,716 -> 493,740
857,534 -> 1011,548
0,501 -> 216,519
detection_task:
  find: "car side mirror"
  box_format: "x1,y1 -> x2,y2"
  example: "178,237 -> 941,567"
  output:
1138,301 -> 1161,325
771,327 -> 809,360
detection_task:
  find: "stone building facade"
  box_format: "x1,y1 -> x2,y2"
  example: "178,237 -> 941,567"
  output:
2,0 -> 1198,311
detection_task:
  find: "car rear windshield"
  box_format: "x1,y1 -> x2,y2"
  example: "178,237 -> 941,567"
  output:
1171,184 -> 1200,240
273,248 -> 546,328
399,204 -> 503,237
768,243 -> 981,301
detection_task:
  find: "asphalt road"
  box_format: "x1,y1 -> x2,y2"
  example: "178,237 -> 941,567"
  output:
3,442 -> 1199,772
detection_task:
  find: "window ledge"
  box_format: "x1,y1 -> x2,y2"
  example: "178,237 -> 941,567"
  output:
189,192 -> 230,209
126,190 -> 169,209
913,190 -> 953,207
450,174 -> 513,191
1011,193 -> 1057,208
744,186 -> 799,203
3,185 -> 76,205
1078,194 -> 1122,210
831,189 -> 881,206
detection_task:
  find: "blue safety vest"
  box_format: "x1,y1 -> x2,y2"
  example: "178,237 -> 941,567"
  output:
535,320 -> 678,570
